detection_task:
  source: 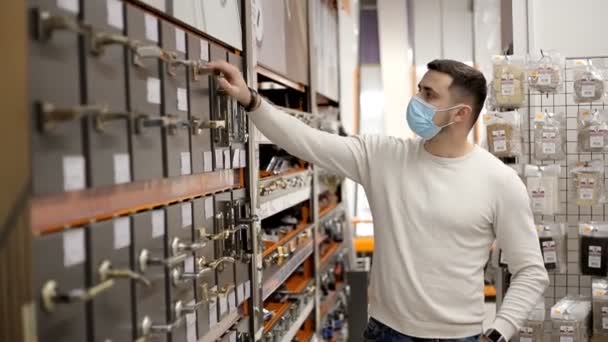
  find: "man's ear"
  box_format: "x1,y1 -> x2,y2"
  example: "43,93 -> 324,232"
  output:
453,105 -> 472,123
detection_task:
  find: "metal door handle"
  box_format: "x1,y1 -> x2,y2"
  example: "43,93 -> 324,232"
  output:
167,56 -> 194,77
191,60 -> 214,81
90,31 -> 133,56
165,114 -> 193,136
134,114 -> 171,134
197,227 -> 228,242
41,279 -> 115,312
140,314 -> 184,336
138,249 -> 187,272
132,43 -> 172,67
199,119 -> 226,130
198,256 -> 235,270
35,10 -> 87,41
98,260 -> 151,286
171,237 -> 206,255
94,111 -> 132,132
171,267 -> 214,285
38,102 -> 107,132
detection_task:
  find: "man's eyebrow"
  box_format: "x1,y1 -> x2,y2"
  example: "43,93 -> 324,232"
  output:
418,83 -> 439,95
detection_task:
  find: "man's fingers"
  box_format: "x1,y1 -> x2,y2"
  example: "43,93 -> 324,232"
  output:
205,60 -> 237,78
217,77 -> 238,95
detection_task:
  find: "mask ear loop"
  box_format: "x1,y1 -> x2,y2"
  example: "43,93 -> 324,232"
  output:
436,105 -> 471,128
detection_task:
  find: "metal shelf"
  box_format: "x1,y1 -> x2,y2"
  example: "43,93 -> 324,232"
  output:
258,186 -> 311,220
319,283 -> 346,323
279,300 -> 315,342
263,239 -> 314,300
319,203 -> 343,223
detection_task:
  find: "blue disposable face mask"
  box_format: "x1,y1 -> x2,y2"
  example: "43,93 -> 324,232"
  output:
406,95 -> 464,140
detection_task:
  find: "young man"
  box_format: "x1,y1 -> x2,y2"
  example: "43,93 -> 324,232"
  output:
206,59 -> 549,342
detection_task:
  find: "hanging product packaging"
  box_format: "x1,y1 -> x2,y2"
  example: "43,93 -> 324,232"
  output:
592,278 -> 608,336
579,222 -> 608,276
570,160 -> 605,206
577,109 -> 608,152
533,111 -> 566,160
489,55 -> 526,109
551,295 -> 592,342
484,110 -> 522,158
527,51 -> 564,94
515,299 -> 545,342
572,60 -> 605,103
525,165 -> 561,215
537,223 -> 567,273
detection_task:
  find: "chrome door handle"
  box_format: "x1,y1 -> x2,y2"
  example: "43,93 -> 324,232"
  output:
90,31 -> 133,56
35,10 -> 87,41
93,111 -> 132,132
40,279 -> 115,312
138,249 -> 187,272
37,102 -> 107,132
171,237 -> 206,255
132,43 -> 172,67
98,260 -> 151,287
134,114 -> 171,134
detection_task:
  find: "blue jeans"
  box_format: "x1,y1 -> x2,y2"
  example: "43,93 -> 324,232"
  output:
363,318 -> 480,342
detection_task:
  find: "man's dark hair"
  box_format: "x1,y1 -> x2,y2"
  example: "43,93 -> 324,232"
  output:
427,59 -> 487,125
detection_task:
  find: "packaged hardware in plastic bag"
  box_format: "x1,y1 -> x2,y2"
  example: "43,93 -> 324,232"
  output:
489,55 -> 526,109
484,110 -> 522,158
537,223 -> 567,273
527,51 -> 564,94
571,160 -> 605,206
577,109 -> 608,152
525,165 -> 561,215
579,222 -> 608,276
533,110 -> 566,160
514,299 -> 545,342
551,295 -> 592,342
592,278 -> 608,336
572,60 -> 605,103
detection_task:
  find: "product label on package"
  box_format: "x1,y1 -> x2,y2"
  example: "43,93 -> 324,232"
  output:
530,187 -> 546,212
559,326 -> 575,342
603,307 -> 608,329
589,245 -> 603,268
492,129 -> 507,153
590,131 -> 605,148
582,83 -> 596,98
542,142 -> 556,154
542,240 -> 557,264
538,73 -> 552,85
501,80 -> 515,96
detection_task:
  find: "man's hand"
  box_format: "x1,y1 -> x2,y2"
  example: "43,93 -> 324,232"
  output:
204,60 -> 251,106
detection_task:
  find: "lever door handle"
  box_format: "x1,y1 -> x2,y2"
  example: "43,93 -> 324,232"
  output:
90,31 -> 133,56
200,120 -> 226,130
196,227 -> 228,242
191,60 -> 215,81
171,267 -> 214,285
38,102 -> 107,132
41,279 -> 115,312
198,256 -> 235,270
132,43 -> 172,67
134,114 -> 171,134
35,10 -> 87,41
171,237 -> 206,256
138,249 -> 187,272
94,111 -> 132,132
140,312 -> 184,336
98,260 -> 151,287
167,56 -> 194,77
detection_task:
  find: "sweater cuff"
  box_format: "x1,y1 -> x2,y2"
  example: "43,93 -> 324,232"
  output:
248,98 -> 269,114
489,317 -> 516,340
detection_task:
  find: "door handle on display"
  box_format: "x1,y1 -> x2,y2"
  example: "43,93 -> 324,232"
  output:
167,56 -> 194,77
198,119 -> 226,130
93,111 -> 132,132
196,227 -> 229,242
138,248 -> 188,272
37,102 -> 108,132
131,43 -> 172,67
171,266 -> 214,285
35,9 -> 87,41
198,256 -> 236,270
191,60 -> 215,81
140,313 -> 185,337
171,237 -> 206,256
89,31 -> 133,56
134,114 -> 172,134
98,260 -> 151,287
165,115 -> 194,136
40,279 -> 115,312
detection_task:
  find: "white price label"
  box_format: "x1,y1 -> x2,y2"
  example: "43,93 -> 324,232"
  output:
215,149 -> 224,169
520,338 -> 532,342
203,151 -> 213,172
177,88 -> 188,111
186,309 -> 197,342
63,155 -> 86,191
591,135 -> 605,148
223,150 -> 231,169
113,153 -> 131,184
219,295 -> 228,316
493,138 -> 507,153
63,229 -> 85,267
204,197 -> 214,219
208,293 -> 218,327
182,202 -> 192,228
152,210 -> 165,238
228,291 -> 236,311
106,0 -> 124,30
603,316 -> 608,330
181,152 -> 191,175
560,337 -> 573,342
538,74 -> 552,85
232,149 -> 240,169
146,77 -> 161,104
184,256 -> 194,273
542,142 -> 556,154
57,0 -> 79,13
544,250 -> 557,264
200,39 -> 209,61
113,217 -> 131,249
530,187 -> 546,212
144,14 -> 158,42
229,332 -> 237,342
589,245 -> 602,268
245,280 -> 251,299
240,149 -> 247,168
580,188 -> 594,200
175,28 -> 186,53
501,83 -> 515,96
582,84 -> 596,98
237,283 -> 245,304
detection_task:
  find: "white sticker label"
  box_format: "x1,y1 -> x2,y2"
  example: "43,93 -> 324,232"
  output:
493,138 -> 507,153
603,316 -> 608,329
228,291 -> 236,311
237,283 -> 245,304
182,202 -> 192,228
229,332 -> 237,342
63,155 -> 86,191
580,188 -> 595,200
232,149 -> 240,169
152,210 -> 165,238
144,14 -> 158,42
589,245 -> 602,268
184,256 -> 194,273
538,74 -> 552,85
591,135 -> 605,148
203,151 -> 213,172
209,288 -> 218,327
113,217 -> 131,249
501,82 -> 515,96
113,153 -> 131,184
560,337 -> 573,342
520,338 -> 532,342
57,0 -> 79,13
531,187 -> 546,212
240,149 -> 247,168
542,240 -> 557,264
205,197 -> 214,219
175,28 -> 186,53
177,88 -> 188,112
181,152 -> 191,175
106,0 -> 124,30
582,84 -> 596,98
245,280 -> 251,299
200,39 -> 209,61
542,142 -> 556,154
186,308 -> 197,342
223,150 -> 231,169
146,77 -> 161,104
215,149 -> 224,169
63,229 -> 85,267
219,295 -> 228,316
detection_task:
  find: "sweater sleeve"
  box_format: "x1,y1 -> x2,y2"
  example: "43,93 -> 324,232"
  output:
249,99 -> 371,185
489,172 -> 550,339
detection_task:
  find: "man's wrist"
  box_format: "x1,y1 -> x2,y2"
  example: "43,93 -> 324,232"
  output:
483,329 -> 506,342
242,87 -> 261,112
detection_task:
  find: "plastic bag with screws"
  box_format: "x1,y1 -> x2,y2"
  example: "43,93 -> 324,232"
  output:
533,110 -> 566,160
527,50 -> 564,94
571,160 -> 605,207
484,110 -> 522,158
525,165 -> 561,215
572,60 -> 605,103
592,278 -> 608,336
550,295 -> 592,342
577,109 -> 608,152
536,223 -> 567,273
489,55 -> 526,109
579,222 -> 608,277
